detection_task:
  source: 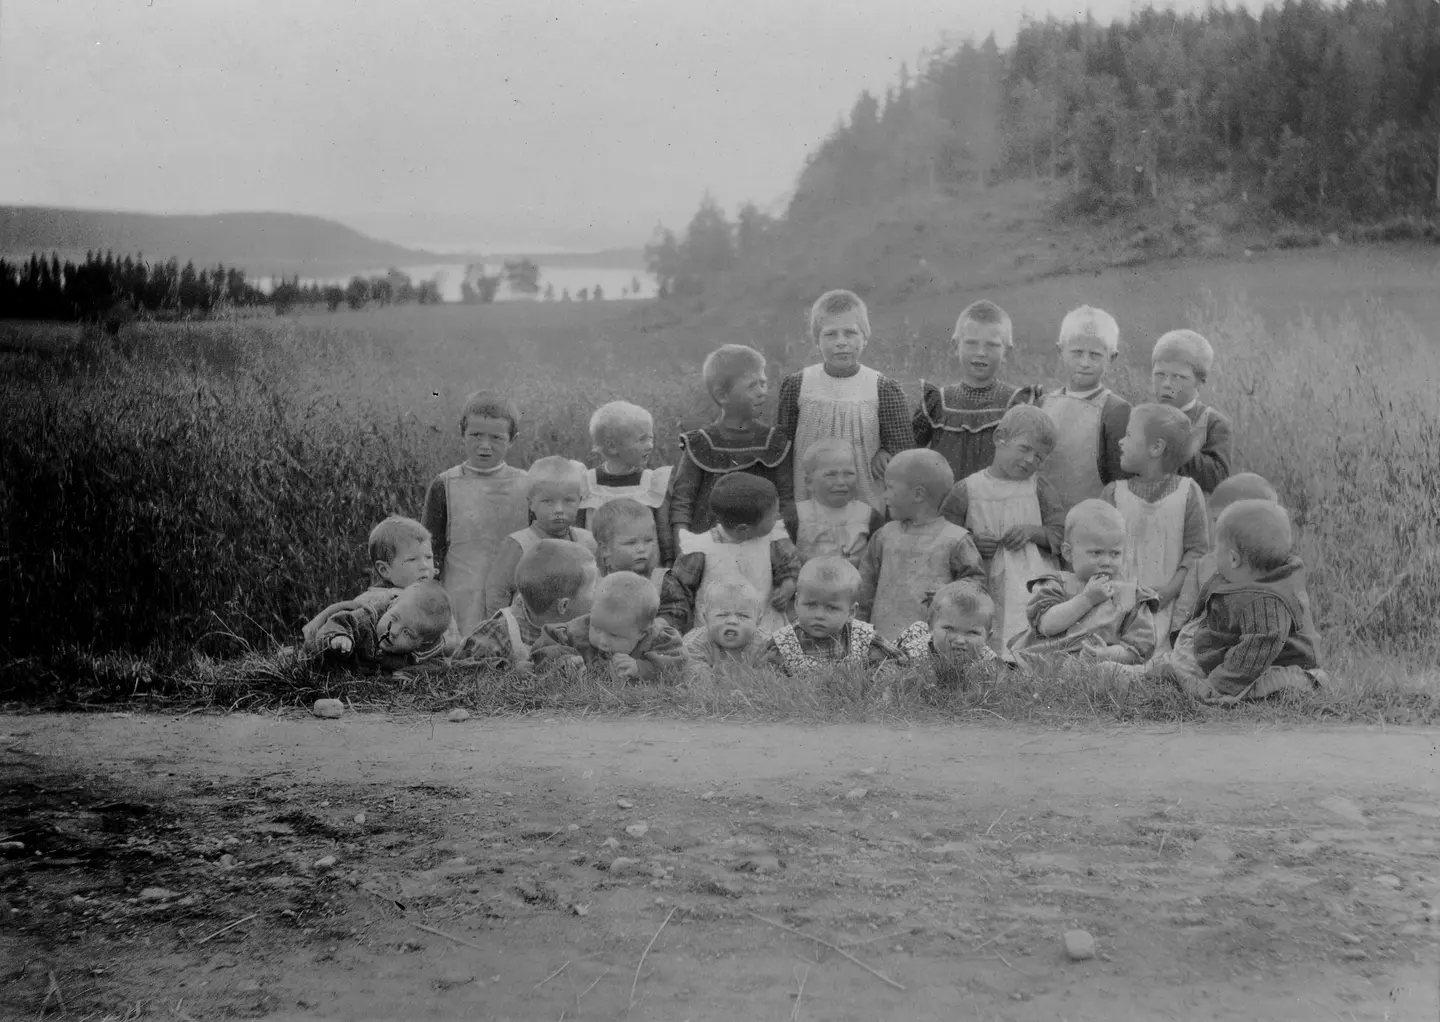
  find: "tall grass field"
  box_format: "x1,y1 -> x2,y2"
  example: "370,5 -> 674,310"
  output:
2,250 -> 1437,712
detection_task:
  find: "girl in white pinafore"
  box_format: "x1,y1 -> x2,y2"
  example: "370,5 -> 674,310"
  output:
679,520 -> 795,633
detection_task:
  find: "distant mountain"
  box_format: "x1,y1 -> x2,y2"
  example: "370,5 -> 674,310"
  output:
0,207 -> 444,277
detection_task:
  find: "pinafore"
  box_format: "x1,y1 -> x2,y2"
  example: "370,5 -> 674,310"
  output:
793,364 -> 883,512
869,518 -> 976,642
1113,478 -> 1198,650
679,521 -> 792,633
961,471 -> 1056,650
795,499 -> 875,566
1036,388 -> 1108,510
439,463 -> 530,635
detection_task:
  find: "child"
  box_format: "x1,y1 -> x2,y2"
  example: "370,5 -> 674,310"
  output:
1011,500 -> 1159,663
896,581 -> 1004,667
913,299 -> 1042,487
793,438 -> 887,566
1102,403 -> 1208,645
452,540 -> 597,673
579,401 -> 672,559
301,516 -> 438,649
664,473 -> 801,634
1151,329 -> 1233,494
859,449 -> 986,641
422,392 -> 530,635
590,497 -> 667,589
303,579 -> 452,672
940,405 -> 1065,650
778,291 -> 913,514
1036,305 -> 1133,509
1173,472 -> 1280,632
760,557 -> 903,674
667,344 -> 794,554
681,579 -> 769,671
531,571 -> 688,680
485,456 -> 597,613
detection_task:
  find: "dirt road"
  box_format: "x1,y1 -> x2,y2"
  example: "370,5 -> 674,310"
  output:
3,713 -> 1438,1020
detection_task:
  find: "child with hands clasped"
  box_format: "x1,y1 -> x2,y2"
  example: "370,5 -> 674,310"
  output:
793,438 -> 887,566
1151,329 -> 1233,494
778,291 -> 913,514
940,405 -> 1065,650
580,401 -> 671,556
859,449 -> 987,641
760,557 -> 903,674
1011,500 -> 1159,664
531,571 -> 688,681
485,457 -> 597,613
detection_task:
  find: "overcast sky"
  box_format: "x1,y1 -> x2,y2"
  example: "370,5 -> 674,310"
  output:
2,0 -> 1228,251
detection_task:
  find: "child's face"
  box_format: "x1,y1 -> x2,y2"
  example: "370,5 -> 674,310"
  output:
815,311 -> 868,371
807,448 -> 860,507
990,432 -> 1051,482
1060,332 -> 1116,391
530,481 -> 581,538
1151,359 -> 1199,408
1063,524 -> 1125,582
930,606 -> 991,657
1117,417 -> 1157,475
706,595 -> 758,651
882,466 -> 927,522
955,322 -> 1008,385
794,581 -> 857,640
718,371 -> 769,422
600,520 -> 658,576
462,416 -> 513,471
376,596 -> 435,655
606,424 -> 655,471
588,603 -> 645,655
377,537 -> 434,588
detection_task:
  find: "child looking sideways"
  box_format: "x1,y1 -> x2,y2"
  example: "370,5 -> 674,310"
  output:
531,571 -> 688,681
896,581 -> 1003,667
681,579 -> 769,671
304,579 -> 453,672
793,438 -> 887,566
1103,403 -> 1208,645
914,299 -> 1041,486
667,344 -> 793,554
778,290 -> 913,514
302,515 -> 438,650
1011,500 -> 1159,663
422,391 -> 530,634
579,401 -> 672,559
485,457 -> 597,613
1173,472 -> 1280,632
1151,329 -> 1233,494
664,473 -> 801,634
760,557 -> 903,674
940,405 -> 1065,649
1036,305 -> 1133,509
452,540 -> 597,673
859,449 -> 986,641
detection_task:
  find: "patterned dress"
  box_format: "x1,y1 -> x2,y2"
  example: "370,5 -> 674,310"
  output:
913,379 -> 1041,487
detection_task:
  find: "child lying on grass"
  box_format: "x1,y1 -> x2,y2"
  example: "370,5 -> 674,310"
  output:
302,579 -> 452,673
531,571 -> 688,681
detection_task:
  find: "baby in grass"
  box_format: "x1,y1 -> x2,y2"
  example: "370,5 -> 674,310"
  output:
303,579 -> 452,673
530,571 -> 688,681
682,579 -> 769,675
760,557 -> 903,675
896,581 -> 1004,667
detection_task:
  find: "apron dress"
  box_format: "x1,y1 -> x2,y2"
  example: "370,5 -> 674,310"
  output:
869,518 -> 977,642
792,364 -> 884,513
580,467 -> 671,513
1113,478 -> 1198,651
961,472 -> 1056,651
438,463 -> 530,636
678,522 -> 792,633
1037,388 -> 1109,511
795,499 -> 876,566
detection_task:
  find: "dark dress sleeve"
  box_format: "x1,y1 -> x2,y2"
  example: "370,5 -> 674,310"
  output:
1098,393 -> 1133,485
666,442 -> 702,534
875,375 -> 915,456
912,383 -> 941,448
1181,406 -> 1233,494
776,372 -> 803,442
421,474 -> 449,575
1034,475 -> 1067,556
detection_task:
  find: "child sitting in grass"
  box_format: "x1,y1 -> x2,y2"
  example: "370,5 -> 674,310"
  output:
452,540 -> 597,673
793,438 -> 887,566
303,579 -> 452,672
779,291 -> 913,514
665,473 -> 801,634
485,456 -> 597,613
1103,403 -> 1208,647
896,581 -> 1004,668
1011,499 -> 1159,664
859,449 -> 986,641
421,391 -> 530,634
302,515 -> 438,649
941,405 -> 1065,650
1150,329 -> 1232,494
682,579 -> 769,672
1036,305 -> 1133,510
668,344 -> 794,552
1173,472 -> 1279,635
914,299 -> 1041,487
531,571 -> 688,681
579,401 -> 672,559
760,557 -> 903,674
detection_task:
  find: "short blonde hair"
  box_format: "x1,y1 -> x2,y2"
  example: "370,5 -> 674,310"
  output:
954,299 -> 1013,347
702,578 -> 761,616
525,456 -> 587,499
1152,329 -> 1215,382
808,289 -> 870,339
589,401 -> 652,453
994,405 -> 1057,450
1065,498 -> 1126,544
591,570 -> 660,626
701,345 -> 767,402
368,515 -> 430,565
1132,403 -> 1193,474
1210,472 -> 1279,513
929,581 -> 993,624
797,556 -> 862,601
886,449 -> 954,508
1217,499 -> 1293,572
1059,305 -> 1120,354
800,437 -> 859,477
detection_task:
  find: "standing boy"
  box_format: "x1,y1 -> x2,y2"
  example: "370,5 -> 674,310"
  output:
1151,329 -> 1232,494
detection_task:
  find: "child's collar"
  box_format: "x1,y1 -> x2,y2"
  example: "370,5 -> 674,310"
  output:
463,461 -> 507,476
822,361 -> 863,379
1177,396 -> 1200,413
1064,383 -> 1104,399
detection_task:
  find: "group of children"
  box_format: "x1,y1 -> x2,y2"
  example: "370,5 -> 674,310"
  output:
303,289 -> 1324,703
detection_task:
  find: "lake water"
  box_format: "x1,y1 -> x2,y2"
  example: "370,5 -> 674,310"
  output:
266,263 -> 654,303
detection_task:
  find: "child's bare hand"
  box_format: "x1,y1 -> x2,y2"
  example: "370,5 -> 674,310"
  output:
1082,573 -> 1115,606
560,654 -> 585,674
870,449 -> 891,480
328,636 -> 353,654
611,653 -> 640,679
770,578 -> 796,610
1155,581 -> 1182,608
1000,525 -> 1035,551
973,533 -> 1000,558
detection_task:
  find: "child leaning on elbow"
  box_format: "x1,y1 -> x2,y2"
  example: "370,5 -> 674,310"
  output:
301,515 -> 439,652
530,571 -> 688,681
304,580 -> 453,673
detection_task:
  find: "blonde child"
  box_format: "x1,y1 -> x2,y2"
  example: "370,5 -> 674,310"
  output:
778,291 -> 913,514
303,579 -> 452,672
940,405 -> 1065,650
859,449 -> 986,641
681,579 -> 769,671
1151,329 -> 1233,494
793,438 -> 887,566
421,392 -> 530,634
1103,403 -> 1208,645
531,571 -> 688,681
452,540 -> 597,673
668,345 -> 794,554
914,299 -> 1042,486
1011,500 -> 1159,663
664,473 -> 801,634
760,557 -> 904,674
1036,305 -> 1133,509
302,515 -> 438,650
485,456 -> 597,613
590,498 -> 667,590
896,581 -> 1004,668
579,401 -> 672,559
1172,472 -> 1279,633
